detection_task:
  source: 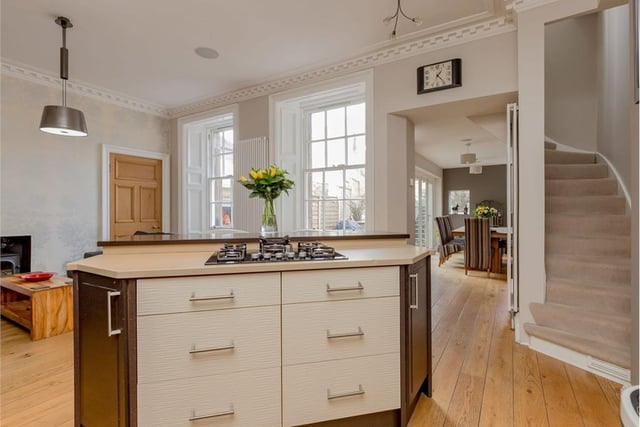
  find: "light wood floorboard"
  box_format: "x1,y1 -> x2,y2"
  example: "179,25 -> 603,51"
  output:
0,254 -> 622,426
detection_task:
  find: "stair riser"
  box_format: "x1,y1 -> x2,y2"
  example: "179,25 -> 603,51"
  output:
545,164 -> 608,179
546,216 -> 630,235
545,179 -> 618,197
545,150 -> 596,164
530,305 -> 630,346
547,260 -> 630,285
546,285 -> 631,314
546,236 -> 630,257
545,197 -> 626,215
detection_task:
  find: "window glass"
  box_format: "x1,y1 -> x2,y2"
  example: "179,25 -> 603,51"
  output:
448,190 -> 470,215
208,126 -> 234,228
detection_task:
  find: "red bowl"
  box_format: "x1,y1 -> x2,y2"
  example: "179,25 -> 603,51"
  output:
20,272 -> 55,282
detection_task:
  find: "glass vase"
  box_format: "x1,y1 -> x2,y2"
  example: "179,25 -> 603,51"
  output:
261,198 -> 278,236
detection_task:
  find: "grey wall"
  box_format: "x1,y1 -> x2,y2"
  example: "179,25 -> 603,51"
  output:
545,14 -> 599,151
442,165 -> 507,228
1,75 -> 170,273
238,96 -> 270,141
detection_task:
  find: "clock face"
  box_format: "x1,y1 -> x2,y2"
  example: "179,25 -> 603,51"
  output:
417,58 -> 461,94
423,61 -> 453,89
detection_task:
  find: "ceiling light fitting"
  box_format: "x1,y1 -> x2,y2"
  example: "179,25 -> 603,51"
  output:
39,16 -> 88,137
469,165 -> 483,174
194,47 -> 219,59
460,142 -> 476,164
383,0 -> 423,39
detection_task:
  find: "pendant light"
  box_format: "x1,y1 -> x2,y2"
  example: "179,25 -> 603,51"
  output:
39,16 -> 88,137
383,0 -> 423,39
469,165 -> 483,174
460,142 -> 476,164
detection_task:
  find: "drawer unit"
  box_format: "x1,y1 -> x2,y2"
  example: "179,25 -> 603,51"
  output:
137,272 -> 280,315
137,305 -> 280,383
282,353 -> 400,427
282,297 -> 399,366
282,266 -> 399,304
138,366 -> 281,427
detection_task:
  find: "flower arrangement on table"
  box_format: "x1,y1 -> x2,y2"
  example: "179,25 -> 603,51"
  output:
239,165 -> 294,234
474,205 -> 498,219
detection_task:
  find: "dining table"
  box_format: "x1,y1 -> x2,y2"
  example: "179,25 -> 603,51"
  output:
452,226 -> 510,274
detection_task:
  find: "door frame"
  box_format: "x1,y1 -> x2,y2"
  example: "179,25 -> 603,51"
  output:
101,145 -> 170,240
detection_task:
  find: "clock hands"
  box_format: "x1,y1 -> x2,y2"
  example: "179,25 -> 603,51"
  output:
435,70 -> 445,83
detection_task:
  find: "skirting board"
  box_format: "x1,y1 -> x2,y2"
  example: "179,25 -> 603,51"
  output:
529,335 -> 631,386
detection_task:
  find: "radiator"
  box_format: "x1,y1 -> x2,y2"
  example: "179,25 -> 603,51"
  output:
234,137 -> 270,233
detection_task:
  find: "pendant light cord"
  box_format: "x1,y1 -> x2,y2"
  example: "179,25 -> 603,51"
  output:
384,0 -> 422,39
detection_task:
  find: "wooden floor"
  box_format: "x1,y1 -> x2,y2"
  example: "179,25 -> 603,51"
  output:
0,256 -> 622,426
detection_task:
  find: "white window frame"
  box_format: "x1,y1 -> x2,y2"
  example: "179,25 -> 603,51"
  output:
206,124 -> 234,229
270,70 -> 374,232
177,105 -> 238,234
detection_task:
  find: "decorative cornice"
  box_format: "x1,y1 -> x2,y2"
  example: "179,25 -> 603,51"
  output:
507,0 -> 564,13
0,59 -> 169,117
167,16 -> 516,118
2,14 -> 516,120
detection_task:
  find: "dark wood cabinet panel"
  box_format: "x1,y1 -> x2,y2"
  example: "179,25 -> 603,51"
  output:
401,256 -> 432,426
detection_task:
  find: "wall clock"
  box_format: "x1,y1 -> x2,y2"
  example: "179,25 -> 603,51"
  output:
417,58 -> 462,94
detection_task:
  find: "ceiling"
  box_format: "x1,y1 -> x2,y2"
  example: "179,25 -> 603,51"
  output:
396,92 -> 518,169
1,0 -> 506,107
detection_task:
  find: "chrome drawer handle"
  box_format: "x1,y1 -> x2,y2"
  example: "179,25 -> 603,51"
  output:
327,384 -> 365,400
107,291 -> 122,337
409,273 -> 418,310
189,290 -> 234,301
326,282 -> 364,292
190,341 -> 235,354
327,326 -> 364,339
189,405 -> 234,421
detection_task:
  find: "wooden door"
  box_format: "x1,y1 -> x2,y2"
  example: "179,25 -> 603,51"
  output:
110,153 -> 162,239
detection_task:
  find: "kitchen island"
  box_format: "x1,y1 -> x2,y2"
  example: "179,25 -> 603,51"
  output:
69,233 -> 433,427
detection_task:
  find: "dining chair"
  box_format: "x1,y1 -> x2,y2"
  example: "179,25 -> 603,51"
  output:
464,217 -> 491,277
435,216 -> 464,266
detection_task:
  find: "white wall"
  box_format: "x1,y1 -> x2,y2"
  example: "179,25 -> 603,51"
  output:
545,14 -> 599,151
597,5 -> 633,190
0,75 -> 169,273
515,0 -> 600,343
373,31 -> 518,231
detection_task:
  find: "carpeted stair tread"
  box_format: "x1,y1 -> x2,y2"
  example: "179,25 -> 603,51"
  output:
546,234 -> 630,257
530,302 -> 630,348
546,278 -> 631,314
546,255 -> 630,285
545,214 -> 630,236
545,163 -> 608,179
545,178 -> 618,197
545,150 -> 597,164
523,323 -> 630,369
545,195 -> 626,214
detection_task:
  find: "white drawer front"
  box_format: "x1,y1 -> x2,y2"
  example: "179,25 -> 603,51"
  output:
282,353 -> 400,427
137,272 -> 280,316
138,366 -> 281,427
282,267 -> 399,304
283,297 -> 399,365
138,306 -> 280,383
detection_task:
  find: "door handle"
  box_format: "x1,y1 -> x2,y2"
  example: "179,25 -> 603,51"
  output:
107,291 -> 122,336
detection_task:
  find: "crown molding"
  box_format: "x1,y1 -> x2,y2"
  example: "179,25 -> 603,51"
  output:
0,59 -> 169,117
507,0 -> 564,12
2,14 -> 516,121
167,16 -> 516,119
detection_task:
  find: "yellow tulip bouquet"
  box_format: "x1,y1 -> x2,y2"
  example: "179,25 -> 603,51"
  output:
474,205 -> 498,218
239,165 -> 294,234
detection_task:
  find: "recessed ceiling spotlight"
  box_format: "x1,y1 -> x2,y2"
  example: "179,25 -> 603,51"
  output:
194,47 -> 219,59
460,138 -> 472,142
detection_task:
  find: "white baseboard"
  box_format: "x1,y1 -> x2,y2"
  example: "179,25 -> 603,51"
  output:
529,336 -> 631,386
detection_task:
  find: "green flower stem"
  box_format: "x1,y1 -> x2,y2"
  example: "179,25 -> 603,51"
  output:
262,198 -> 278,230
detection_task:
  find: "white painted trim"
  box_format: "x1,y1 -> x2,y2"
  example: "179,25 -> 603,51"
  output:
529,335 -> 631,385
1,58 -> 168,117
176,104 -> 239,234
544,136 -> 632,208
101,145 -> 170,241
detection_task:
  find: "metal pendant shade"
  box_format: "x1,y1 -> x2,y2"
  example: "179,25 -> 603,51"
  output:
39,16 -> 88,137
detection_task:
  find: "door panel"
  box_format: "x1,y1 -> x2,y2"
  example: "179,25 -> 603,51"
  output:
110,153 -> 162,239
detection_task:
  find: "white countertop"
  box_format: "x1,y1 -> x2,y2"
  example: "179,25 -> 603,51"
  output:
67,246 -> 434,279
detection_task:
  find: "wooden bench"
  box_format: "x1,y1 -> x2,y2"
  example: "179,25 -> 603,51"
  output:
0,274 -> 73,340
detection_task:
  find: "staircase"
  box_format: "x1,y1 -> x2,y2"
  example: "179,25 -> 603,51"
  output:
523,142 -> 631,371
